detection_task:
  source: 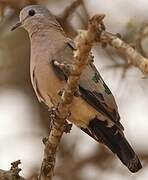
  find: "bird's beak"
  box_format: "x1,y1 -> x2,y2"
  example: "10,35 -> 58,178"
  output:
11,21 -> 22,31
11,15 -> 30,31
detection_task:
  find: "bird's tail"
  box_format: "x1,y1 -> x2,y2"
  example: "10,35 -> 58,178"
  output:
81,118 -> 142,173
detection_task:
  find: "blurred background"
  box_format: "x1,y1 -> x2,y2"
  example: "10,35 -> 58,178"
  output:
0,0 -> 148,179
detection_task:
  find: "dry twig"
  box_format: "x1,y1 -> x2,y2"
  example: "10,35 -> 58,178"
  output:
0,160 -> 25,180
99,30 -> 148,74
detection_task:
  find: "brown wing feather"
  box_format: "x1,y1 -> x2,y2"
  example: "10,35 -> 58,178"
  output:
79,64 -> 123,128
80,65 -> 124,130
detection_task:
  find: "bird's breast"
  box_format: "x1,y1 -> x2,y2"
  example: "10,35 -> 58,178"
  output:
31,58 -> 98,128
30,31 -> 99,128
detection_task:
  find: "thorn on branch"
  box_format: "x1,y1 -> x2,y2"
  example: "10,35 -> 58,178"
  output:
64,122 -> 73,134
58,89 -> 64,96
43,137 -> 48,145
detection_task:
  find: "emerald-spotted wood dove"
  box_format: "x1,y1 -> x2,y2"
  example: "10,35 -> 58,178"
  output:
12,5 -> 142,173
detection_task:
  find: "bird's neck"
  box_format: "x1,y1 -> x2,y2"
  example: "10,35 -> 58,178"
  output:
29,24 -> 66,67
25,18 -> 65,39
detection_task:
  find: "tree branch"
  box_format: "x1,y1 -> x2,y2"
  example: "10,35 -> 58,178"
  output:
0,160 -> 25,180
38,14 -> 105,180
99,28 -> 148,74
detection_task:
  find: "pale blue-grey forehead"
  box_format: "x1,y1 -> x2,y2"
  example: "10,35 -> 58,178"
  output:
20,5 -> 52,19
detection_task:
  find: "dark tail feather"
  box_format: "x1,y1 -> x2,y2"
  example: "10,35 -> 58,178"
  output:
81,118 -> 142,173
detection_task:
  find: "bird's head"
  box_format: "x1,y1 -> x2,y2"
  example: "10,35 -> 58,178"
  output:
11,5 -> 56,31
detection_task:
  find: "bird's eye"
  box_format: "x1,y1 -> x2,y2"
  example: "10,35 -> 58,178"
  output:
28,9 -> 36,16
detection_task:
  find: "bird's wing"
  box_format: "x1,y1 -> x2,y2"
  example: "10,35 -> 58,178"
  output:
79,62 -> 124,130
50,37 -> 142,173
51,37 -> 123,130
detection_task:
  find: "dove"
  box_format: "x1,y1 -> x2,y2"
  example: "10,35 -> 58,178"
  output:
11,5 -> 142,173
